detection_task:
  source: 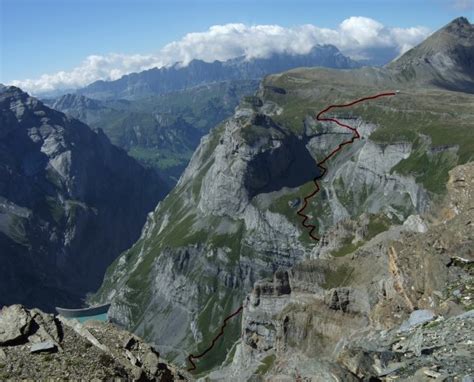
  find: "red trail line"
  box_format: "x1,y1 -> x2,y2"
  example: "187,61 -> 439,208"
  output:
297,92 -> 396,241
187,305 -> 243,372
186,92 -> 396,372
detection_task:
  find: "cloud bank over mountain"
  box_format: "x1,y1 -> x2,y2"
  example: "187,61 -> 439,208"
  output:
11,17 -> 430,94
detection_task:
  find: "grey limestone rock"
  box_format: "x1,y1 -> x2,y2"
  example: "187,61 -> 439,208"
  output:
399,310 -> 435,332
0,305 -> 189,380
0,305 -> 32,345
30,341 -> 57,353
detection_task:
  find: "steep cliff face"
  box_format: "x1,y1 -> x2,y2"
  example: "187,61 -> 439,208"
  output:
93,84 -> 452,374
94,19 -> 474,374
211,162 -> 473,381
0,85 -> 167,311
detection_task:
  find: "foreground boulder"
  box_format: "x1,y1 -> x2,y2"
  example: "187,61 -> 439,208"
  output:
0,305 -> 189,381
0,305 -> 32,346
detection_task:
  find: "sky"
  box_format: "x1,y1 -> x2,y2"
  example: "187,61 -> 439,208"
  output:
1,0 -> 473,94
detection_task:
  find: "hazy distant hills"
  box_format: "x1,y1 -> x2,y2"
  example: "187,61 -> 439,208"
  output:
77,45 -> 360,100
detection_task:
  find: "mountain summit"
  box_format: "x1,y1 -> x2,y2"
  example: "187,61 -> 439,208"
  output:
387,17 -> 474,92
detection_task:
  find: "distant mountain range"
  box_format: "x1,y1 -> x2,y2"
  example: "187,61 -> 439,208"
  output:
48,45 -> 361,185
77,45 -> 360,100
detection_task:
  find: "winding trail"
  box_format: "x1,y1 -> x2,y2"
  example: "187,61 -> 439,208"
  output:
297,91 -> 396,241
186,91 -> 396,372
187,305 -> 243,372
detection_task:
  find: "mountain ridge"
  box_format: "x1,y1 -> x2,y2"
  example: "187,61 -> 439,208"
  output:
77,45 -> 361,100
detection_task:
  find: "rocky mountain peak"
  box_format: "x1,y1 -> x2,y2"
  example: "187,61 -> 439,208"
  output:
430,16 -> 472,48
388,17 -> 473,65
445,16 -> 471,30
1,86 -> 38,115
0,85 -> 25,99
386,17 -> 474,92
1,85 -> 66,138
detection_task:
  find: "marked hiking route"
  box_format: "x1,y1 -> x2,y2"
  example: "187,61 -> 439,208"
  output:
297,91 -> 397,241
186,91 -> 396,372
187,305 -> 243,372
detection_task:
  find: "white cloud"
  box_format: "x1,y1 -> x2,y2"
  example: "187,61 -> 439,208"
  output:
10,17 -> 431,95
10,54 -> 164,94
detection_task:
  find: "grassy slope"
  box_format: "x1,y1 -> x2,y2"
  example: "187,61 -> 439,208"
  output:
262,68 -> 474,195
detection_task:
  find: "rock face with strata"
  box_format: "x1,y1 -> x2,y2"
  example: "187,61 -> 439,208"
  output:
0,85 -> 167,311
209,162 -> 474,381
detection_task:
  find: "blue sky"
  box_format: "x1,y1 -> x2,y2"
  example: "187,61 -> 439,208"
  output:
1,0 -> 472,92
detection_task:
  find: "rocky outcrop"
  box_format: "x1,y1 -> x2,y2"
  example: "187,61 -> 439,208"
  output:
0,305 -> 35,346
0,305 -> 189,381
210,162 -> 474,380
0,86 -> 167,311
337,311 -> 473,380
